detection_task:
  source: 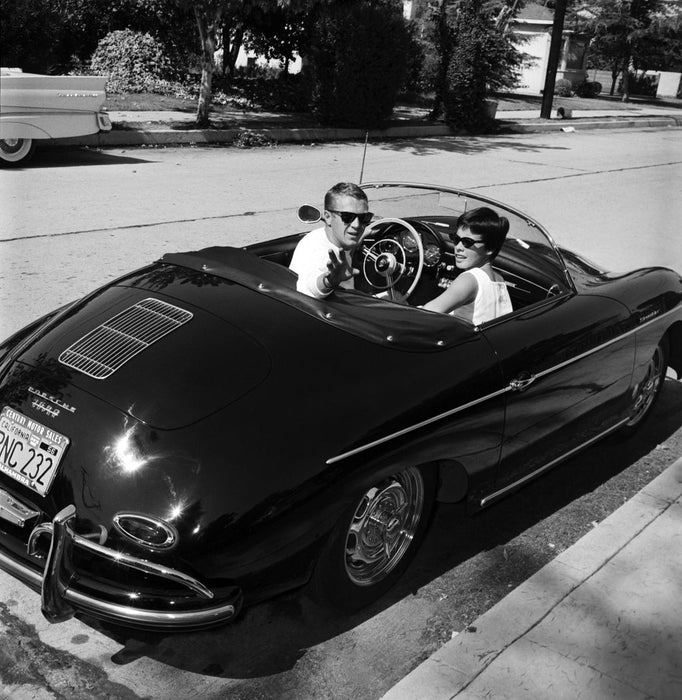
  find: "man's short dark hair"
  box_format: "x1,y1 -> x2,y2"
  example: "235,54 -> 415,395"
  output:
324,182 -> 368,210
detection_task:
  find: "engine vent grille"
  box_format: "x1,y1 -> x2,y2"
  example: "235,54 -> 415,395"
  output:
59,298 -> 193,379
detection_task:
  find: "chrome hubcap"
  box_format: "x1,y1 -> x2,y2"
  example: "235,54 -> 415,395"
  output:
626,346 -> 663,426
344,467 -> 424,586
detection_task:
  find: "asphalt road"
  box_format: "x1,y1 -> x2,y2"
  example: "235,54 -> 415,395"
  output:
1,126 -> 681,338
0,127 -> 681,699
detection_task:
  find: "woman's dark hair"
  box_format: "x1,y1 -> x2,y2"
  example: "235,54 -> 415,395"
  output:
455,206 -> 510,258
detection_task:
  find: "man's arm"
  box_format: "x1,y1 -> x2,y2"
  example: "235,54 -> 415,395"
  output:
291,242 -> 354,299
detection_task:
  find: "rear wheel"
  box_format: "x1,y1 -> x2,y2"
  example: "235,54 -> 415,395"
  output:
622,338 -> 668,435
309,464 -> 436,612
0,138 -> 36,167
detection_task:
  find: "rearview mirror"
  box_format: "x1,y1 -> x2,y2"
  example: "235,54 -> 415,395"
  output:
297,204 -> 322,224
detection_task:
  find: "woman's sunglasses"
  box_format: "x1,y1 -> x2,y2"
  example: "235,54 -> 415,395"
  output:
452,234 -> 485,249
328,210 -> 374,226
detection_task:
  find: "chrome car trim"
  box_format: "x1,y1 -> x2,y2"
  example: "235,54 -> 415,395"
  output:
326,306 -> 676,466
29,507 -> 213,598
530,305 -> 677,382
59,298 -> 193,379
0,548 -> 238,628
13,504 -> 220,625
113,512 -> 178,550
41,504 -> 78,621
479,418 -> 630,507
326,386 -> 511,465
0,488 -> 40,526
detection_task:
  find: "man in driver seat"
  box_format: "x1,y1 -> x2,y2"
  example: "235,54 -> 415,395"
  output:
289,182 -> 373,298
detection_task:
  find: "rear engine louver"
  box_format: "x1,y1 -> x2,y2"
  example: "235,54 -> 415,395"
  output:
59,298 -> 193,379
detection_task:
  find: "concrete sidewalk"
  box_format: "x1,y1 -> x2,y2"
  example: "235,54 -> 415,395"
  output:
383,457 -> 682,700
56,100 -> 682,149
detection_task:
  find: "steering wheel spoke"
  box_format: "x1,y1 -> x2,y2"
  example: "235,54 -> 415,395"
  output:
356,218 -> 425,299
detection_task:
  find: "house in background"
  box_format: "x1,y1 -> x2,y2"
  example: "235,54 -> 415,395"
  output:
509,1 -> 681,98
510,1 -> 589,94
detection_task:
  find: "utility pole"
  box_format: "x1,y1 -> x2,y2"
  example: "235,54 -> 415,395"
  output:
540,0 -> 568,119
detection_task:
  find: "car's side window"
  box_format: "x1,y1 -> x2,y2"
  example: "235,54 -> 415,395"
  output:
493,214 -> 572,312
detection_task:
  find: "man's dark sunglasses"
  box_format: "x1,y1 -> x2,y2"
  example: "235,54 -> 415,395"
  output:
328,209 -> 374,226
452,234 -> 485,249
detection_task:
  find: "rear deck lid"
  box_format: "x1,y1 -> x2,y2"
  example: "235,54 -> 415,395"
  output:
14,286 -> 271,429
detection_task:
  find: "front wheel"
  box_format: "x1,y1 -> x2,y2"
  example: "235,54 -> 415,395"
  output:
0,138 -> 36,167
622,338 -> 668,435
309,464 -> 436,612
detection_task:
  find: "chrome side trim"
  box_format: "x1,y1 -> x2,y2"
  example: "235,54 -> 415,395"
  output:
479,418 -> 629,507
526,305 -> 678,385
0,548 -> 239,628
326,386 -> 511,465
326,305 -> 679,465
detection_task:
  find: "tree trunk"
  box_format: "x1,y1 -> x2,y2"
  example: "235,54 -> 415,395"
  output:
194,5 -> 224,127
226,23 -> 245,78
610,64 -> 618,96
429,0 -> 450,121
620,54 -> 630,102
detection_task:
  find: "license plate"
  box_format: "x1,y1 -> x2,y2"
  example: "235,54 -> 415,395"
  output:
0,407 -> 69,497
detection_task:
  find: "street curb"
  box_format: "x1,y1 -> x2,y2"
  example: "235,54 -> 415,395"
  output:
382,456 -> 682,700
502,115 -> 682,133
49,116 -> 682,149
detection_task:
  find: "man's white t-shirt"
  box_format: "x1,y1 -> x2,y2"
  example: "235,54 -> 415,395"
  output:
289,227 -> 354,299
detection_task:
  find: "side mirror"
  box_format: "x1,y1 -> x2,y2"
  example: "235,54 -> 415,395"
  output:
297,204 -> 322,224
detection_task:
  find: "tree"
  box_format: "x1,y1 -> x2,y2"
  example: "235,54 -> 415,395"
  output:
175,1 -> 308,128
411,0 -> 523,122
574,0 -> 682,99
0,0 -> 196,74
306,1 -> 413,128
0,0 -> 62,71
241,4 -> 312,75
441,0 -> 522,131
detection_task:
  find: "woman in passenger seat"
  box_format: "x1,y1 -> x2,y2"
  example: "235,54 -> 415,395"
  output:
423,207 -> 512,324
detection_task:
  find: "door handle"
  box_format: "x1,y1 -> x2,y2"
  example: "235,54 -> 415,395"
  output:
509,373 -> 536,392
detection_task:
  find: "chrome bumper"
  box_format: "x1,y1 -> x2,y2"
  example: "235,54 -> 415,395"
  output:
0,500 -> 241,628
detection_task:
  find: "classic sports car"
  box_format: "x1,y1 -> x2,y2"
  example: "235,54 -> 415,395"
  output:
0,67 -> 112,167
0,183 -> 680,630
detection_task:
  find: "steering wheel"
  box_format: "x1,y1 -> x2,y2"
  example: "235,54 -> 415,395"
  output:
355,218 -> 425,300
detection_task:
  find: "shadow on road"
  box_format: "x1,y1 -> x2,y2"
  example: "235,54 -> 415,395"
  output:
28,147 -> 153,168
373,133 -> 573,157
83,378 -> 682,680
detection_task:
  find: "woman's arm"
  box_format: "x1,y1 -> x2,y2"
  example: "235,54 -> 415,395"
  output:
422,270 -> 478,314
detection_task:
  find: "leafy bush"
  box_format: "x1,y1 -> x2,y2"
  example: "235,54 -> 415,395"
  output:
90,30 -> 176,94
554,78 -> 573,97
307,1 -> 412,128
232,129 -> 277,148
575,80 -> 602,97
443,3 -> 518,133
619,72 -> 658,96
234,74 -> 312,112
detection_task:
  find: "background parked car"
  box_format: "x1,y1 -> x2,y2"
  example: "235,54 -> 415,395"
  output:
0,67 -> 111,167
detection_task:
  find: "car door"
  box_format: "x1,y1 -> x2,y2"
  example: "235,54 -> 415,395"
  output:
475,224 -> 636,506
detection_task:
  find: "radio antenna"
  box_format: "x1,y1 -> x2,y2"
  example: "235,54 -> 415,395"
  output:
359,131 -> 369,184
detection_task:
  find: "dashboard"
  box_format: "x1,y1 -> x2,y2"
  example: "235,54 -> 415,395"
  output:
357,217 -> 461,304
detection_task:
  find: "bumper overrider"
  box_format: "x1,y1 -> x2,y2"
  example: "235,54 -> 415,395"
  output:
0,490 -> 242,629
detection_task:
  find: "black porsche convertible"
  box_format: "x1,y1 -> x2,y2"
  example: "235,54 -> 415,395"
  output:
1,183 -> 680,630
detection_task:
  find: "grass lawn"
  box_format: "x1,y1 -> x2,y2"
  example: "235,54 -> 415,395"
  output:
106,90 -> 682,117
